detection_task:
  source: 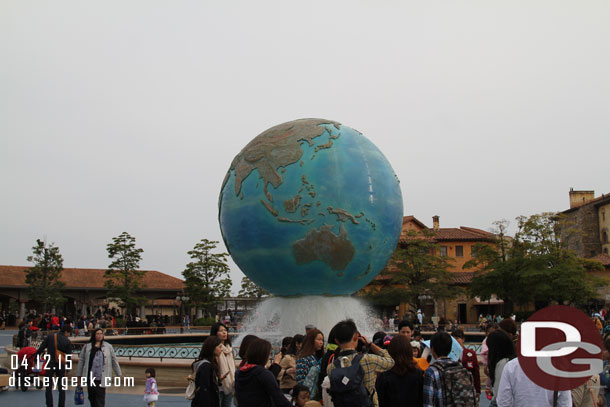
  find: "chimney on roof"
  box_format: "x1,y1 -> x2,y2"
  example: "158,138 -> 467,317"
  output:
569,189 -> 595,209
432,215 -> 440,231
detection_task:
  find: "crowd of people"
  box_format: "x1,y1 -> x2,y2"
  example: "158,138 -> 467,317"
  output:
24,324 -> 122,407
187,314 -> 610,407
15,309 -> 173,348
13,307 -> 610,407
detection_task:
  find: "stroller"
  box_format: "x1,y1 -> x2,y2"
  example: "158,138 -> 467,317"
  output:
15,346 -> 45,391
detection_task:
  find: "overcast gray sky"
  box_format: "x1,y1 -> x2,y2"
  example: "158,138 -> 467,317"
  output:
1,1 -> 609,293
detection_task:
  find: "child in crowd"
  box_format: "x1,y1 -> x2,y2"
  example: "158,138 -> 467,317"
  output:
144,368 -> 159,407
292,384 -> 310,407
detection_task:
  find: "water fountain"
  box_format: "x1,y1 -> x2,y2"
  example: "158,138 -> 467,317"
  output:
237,296 -> 381,344
218,119 -> 404,343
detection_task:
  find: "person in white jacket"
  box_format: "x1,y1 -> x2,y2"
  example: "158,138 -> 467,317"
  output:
76,329 -> 122,407
495,358 -> 571,407
211,322 -> 235,407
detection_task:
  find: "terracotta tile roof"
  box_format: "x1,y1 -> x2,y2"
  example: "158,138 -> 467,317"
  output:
373,270 -> 474,285
0,265 -> 184,291
403,216 -> 428,229
452,271 -> 474,284
433,227 -> 496,242
590,254 -> 610,267
399,216 -> 496,243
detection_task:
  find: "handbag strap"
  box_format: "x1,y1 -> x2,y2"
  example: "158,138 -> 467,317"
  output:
53,333 -> 59,362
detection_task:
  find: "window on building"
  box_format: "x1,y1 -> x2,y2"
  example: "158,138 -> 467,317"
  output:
471,245 -> 478,258
440,246 -> 447,257
604,248 -> 609,254
456,246 -> 464,257
603,231 -> 609,244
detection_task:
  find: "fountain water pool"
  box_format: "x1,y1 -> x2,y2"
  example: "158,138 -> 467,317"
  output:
234,296 -> 380,346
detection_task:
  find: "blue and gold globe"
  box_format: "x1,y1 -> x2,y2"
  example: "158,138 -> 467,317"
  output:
218,119 -> 403,296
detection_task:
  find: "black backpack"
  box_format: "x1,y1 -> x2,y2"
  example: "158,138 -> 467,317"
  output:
328,353 -> 373,407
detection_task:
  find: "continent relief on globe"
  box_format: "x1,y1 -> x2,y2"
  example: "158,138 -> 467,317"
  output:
221,118 -> 378,273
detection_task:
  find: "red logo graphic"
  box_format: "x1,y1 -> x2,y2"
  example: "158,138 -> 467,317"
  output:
517,305 -> 603,391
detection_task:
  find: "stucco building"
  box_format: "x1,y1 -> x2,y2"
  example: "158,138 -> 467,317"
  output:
369,215 -> 498,324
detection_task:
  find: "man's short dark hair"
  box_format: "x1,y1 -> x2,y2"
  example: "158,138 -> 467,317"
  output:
333,319 -> 358,345
61,325 -> 73,334
451,329 -> 465,340
430,332 -> 452,357
398,320 -> 414,331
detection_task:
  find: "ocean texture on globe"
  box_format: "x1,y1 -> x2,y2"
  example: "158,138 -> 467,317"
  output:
218,118 -> 403,296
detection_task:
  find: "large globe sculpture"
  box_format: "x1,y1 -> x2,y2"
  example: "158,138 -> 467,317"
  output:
218,119 -> 403,296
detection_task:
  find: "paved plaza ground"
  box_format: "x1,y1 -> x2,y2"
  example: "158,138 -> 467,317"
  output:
1,329 -> 490,407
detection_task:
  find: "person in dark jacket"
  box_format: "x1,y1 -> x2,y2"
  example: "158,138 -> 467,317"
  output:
235,338 -> 292,407
17,320 -> 32,348
36,325 -> 73,407
192,335 -> 223,407
375,335 -> 423,407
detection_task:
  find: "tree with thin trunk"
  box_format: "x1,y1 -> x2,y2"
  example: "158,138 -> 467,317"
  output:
25,239 -> 66,313
104,232 -> 146,315
182,239 -> 232,315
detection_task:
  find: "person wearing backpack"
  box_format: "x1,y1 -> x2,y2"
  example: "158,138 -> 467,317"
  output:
452,329 -> 481,398
327,319 -> 395,407
423,331 -> 477,407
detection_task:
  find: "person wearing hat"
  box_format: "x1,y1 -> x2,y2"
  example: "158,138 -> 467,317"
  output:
305,324 -> 315,334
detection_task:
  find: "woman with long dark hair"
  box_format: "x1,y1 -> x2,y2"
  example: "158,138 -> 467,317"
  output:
235,338 -> 291,407
296,329 -> 324,399
210,322 -> 235,407
191,335 -> 223,407
487,329 -> 515,406
76,328 -> 122,407
375,335 -> 423,407
237,334 -> 258,368
278,334 -> 304,393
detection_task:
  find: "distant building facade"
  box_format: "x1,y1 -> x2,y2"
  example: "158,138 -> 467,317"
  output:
0,265 -> 184,321
370,215 -> 498,324
561,189 -> 610,258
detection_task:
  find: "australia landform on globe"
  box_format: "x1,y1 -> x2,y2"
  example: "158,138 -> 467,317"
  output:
218,118 -> 403,296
